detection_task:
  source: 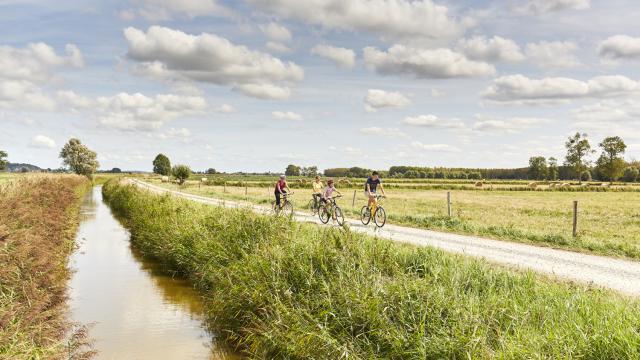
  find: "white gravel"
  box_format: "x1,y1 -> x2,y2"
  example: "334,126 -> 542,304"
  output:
130,179 -> 640,296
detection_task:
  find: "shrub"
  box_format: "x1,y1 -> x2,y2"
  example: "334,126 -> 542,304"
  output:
172,164 -> 191,184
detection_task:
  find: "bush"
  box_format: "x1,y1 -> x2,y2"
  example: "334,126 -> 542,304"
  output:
623,167 -> 639,182
172,164 -> 191,184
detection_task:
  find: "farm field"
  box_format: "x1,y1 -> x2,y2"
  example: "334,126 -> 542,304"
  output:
103,180 -> 640,358
145,176 -> 640,259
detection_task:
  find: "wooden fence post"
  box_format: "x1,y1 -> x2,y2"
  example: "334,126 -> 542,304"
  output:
352,190 -> 357,207
447,191 -> 452,217
573,200 -> 578,237
224,181 -> 227,193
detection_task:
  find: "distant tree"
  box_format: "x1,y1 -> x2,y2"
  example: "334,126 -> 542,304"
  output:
547,157 -> 559,181
111,167 -> 122,173
0,150 -> 7,171
564,133 -> 594,182
172,164 -> 191,184
580,170 -> 592,182
623,167 -> 639,182
528,156 -> 548,180
59,138 -> 99,177
285,164 -> 301,176
206,168 -> 217,174
300,166 -> 318,177
153,154 -> 171,176
595,136 -> 627,181
20,167 -> 28,173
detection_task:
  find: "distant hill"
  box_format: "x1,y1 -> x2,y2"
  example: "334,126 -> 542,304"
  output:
7,163 -> 43,172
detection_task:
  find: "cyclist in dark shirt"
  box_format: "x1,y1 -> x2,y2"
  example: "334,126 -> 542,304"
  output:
364,171 -> 385,208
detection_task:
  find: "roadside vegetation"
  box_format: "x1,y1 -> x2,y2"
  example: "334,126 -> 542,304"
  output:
104,180 -> 640,359
0,175 -> 94,359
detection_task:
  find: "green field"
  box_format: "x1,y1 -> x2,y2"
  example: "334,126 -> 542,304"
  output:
103,180 -> 640,359
145,176 -> 640,259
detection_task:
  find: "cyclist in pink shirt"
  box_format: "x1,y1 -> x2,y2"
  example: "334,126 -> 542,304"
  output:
322,179 -> 342,204
274,174 -> 290,208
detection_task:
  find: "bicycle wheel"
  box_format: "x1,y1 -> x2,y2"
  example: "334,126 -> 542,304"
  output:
282,201 -> 294,217
374,206 -> 386,227
360,206 -> 371,225
307,199 -> 317,214
334,206 -> 345,226
318,205 -> 330,224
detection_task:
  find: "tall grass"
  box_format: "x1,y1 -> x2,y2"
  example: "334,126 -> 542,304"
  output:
104,181 -> 640,359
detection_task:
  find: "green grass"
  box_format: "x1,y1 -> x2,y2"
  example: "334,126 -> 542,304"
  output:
104,180 -> 640,359
147,178 -> 640,260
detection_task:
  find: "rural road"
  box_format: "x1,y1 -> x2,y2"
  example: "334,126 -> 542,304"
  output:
129,179 -> 640,296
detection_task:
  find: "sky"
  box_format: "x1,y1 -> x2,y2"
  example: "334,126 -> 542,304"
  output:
2,0 -> 640,172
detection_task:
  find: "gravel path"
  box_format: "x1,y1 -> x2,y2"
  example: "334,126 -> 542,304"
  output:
130,179 -> 640,296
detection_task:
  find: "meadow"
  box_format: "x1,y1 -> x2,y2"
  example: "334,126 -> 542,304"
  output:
145,175 -> 640,259
103,179 -> 640,359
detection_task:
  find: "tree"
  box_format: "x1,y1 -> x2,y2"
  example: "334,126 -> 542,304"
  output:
0,150 -> 7,171
548,157 -> 559,181
285,164 -> 301,176
206,168 -> 217,174
528,156 -> 548,180
153,154 -> 171,176
564,133 -> 594,182
300,166 -> 318,177
59,138 -> 99,177
110,168 -> 122,173
623,167 -> 639,182
172,164 -> 191,184
595,136 -> 627,181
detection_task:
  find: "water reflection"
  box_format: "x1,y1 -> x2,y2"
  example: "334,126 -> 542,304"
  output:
68,186 -> 236,360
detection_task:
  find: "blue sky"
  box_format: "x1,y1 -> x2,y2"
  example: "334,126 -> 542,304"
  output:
2,0 -> 640,172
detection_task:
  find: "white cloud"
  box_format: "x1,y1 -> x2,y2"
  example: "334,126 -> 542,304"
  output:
265,41 -> 292,53
261,22 -> 292,42
364,45 -> 495,79
124,26 -> 304,100
215,104 -> 235,113
272,111 -> 302,120
95,92 -> 207,130
411,141 -> 461,152
571,99 -> 640,123
311,44 -> 356,68
0,80 -> 56,111
519,0 -> 590,15
472,115 -> 551,133
123,0 -> 233,21
457,36 -> 524,63
482,74 -> 640,104
56,90 -> 94,109
359,127 -> 407,138
29,134 -> 56,149
363,89 -> 410,112
157,127 -> 192,139
402,114 -> 465,129
247,0 -> 463,41
525,41 -> 580,68
599,35 -> 640,61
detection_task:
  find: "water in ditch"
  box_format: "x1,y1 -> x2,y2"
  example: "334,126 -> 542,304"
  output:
68,186 -> 236,359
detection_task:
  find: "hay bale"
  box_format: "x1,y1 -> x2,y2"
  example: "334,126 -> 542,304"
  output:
528,182 -> 537,189
561,183 -> 570,188
474,181 -> 483,188
161,176 -> 169,183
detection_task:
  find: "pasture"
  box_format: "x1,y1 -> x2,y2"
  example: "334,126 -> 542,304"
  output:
146,175 -> 640,259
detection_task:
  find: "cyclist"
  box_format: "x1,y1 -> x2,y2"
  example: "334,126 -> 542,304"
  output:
322,179 -> 342,204
274,174 -> 290,209
312,175 -> 324,209
365,171 -> 385,208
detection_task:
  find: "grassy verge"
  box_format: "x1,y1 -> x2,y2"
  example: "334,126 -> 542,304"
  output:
0,175 -> 94,359
104,180 -> 640,359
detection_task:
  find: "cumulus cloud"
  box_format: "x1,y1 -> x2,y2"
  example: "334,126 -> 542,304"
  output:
261,22 -> 292,42
519,0 -> 590,15
265,41 -> 292,53
525,41 -> 580,68
359,127 -> 407,138
411,141 -> 461,152
122,0 -> 233,21
124,26 -> 304,100
94,92 -> 207,130
272,111 -> 302,120
0,80 -> 56,111
457,36 -> 524,63
482,74 -> 640,104
311,45 -> 356,68
215,104 -> 235,113
29,134 -> 56,149
472,115 -> 551,133
364,45 -> 495,79
157,127 -> 192,139
599,35 -> 640,61
246,0 -> 463,41
402,114 -> 465,129
363,89 -> 410,112
571,99 -> 640,123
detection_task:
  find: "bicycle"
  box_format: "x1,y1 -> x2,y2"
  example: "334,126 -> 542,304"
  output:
318,195 -> 345,226
307,194 -> 322,215
273,192 -> 294,217
361,194 -> 386,227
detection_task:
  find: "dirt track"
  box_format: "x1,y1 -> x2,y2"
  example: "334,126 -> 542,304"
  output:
130,179 -> 640,296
